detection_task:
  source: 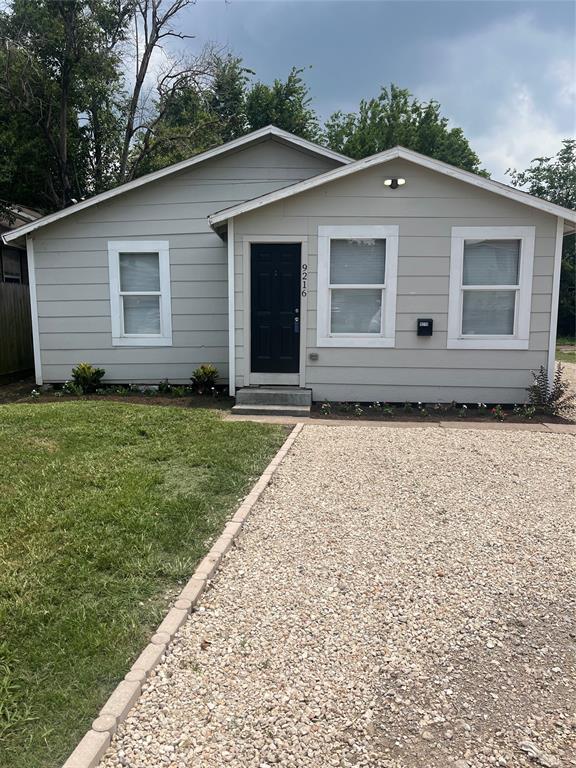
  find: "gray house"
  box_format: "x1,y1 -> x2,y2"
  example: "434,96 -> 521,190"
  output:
3,126 -> 575,411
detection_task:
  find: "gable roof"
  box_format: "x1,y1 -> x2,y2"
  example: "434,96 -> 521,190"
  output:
209,146 -> 576,229
2,126 -> 351,244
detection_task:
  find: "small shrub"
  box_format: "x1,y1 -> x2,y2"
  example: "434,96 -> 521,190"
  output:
417,402 -> 429,417
491,404 -> 506,421
527,364 -> 576,417
62,380 -> 83,396
512,403 -> 536,420
30,389 -> 40,399
457,404 -> 468,419
158,379 -> 172,394
71,362 -> 105,394
191,364 -> 219,394
353,403 -> 364,417
320,402 -> 332,416
171,385 -> 190,397
403,401 -> 414,413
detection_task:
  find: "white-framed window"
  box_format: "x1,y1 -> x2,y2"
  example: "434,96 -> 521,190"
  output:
447,226 -> 535,350
317,225 -> 398,348
108,240 -> 172,346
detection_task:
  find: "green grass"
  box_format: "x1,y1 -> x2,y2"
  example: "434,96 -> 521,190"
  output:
0,402 -> 286,768
556,335 -> 576,364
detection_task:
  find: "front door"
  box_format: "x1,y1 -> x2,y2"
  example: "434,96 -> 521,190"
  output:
251,243 -> 300,374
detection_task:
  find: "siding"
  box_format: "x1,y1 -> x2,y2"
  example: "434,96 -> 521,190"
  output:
233,158 -> 558,403
33,138 -> 341,383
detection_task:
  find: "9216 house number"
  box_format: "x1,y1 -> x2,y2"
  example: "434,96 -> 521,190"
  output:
301,263 -> 308,297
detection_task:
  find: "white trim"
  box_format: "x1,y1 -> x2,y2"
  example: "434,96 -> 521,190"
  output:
548,217 -> 564,381
227,219 -> 235,396
209,146 -> 576,227
242,236 -> 308,388
447,226 -> 535,350
316,225 -> 398,348
107,240 -> 172,346
26,235 -> 42,385
1,126 -> 350,244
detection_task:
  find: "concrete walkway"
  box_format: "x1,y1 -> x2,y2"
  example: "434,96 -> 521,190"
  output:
101,425 -> 575,768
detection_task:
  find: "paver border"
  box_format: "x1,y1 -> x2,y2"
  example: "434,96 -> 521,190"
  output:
61,422 -> 304,768
223,414 -> 576,433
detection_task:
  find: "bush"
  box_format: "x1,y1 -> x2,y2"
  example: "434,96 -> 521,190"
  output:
71,362 -> 105,394
158,379 -> 172,394
191,363 -> 219,394
527,364 -> 576,417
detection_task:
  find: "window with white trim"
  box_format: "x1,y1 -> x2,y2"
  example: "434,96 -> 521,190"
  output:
317,225 -> 398,347
447,227 -> 535,350
108,241 -> 172,346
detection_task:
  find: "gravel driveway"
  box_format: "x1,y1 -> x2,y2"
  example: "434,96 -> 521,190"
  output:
101,425 -> 575,768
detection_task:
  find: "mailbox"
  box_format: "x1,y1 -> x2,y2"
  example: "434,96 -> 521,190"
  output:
417,318 -> 433,336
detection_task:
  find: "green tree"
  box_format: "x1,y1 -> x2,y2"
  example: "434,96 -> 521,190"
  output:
246,66 -> 320,140
508,140 -> 576,337
324,84 -> 486,174
209,54 -> 251,142
0,0 -> 129,209
132,78 -> 219,175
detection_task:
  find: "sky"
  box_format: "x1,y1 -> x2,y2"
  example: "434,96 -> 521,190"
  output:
169,0 -> 575,181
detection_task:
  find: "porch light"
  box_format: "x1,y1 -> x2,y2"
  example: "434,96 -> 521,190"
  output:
384,178 -> 406,189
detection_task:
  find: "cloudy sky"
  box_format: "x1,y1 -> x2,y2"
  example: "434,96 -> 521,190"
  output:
175,0 -> 575,180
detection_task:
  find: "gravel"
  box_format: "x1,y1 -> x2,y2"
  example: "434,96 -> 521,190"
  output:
100,425 -> 576,768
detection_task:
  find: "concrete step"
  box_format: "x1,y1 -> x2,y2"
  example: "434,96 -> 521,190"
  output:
235,387 -> 312,407
231,404 -> 311,417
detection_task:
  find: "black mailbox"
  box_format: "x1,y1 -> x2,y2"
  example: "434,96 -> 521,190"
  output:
417,318 -> 433,336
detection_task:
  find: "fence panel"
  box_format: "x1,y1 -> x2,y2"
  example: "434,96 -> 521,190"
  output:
0,283 -> 34,378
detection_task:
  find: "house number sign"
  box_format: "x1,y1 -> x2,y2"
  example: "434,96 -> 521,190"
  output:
301,263 -> 308,297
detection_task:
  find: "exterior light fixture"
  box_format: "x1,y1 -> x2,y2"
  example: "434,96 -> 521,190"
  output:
384,178 -> 406,189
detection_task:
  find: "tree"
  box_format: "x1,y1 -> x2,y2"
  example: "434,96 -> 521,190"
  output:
508,140 -> 576,337
324,84 -> 486,174
0,0 -> 210,208
0,0 -> 120,209
245,66 -> 320,140
209,53 -> 251,142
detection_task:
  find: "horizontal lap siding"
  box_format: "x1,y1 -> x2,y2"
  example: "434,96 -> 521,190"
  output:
234,159 -> 558,401
33,139 -> 340,383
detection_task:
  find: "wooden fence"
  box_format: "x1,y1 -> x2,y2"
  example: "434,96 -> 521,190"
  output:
0,282 -> 34,379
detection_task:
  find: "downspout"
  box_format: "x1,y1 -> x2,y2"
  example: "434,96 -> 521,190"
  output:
547,217 -> 563,384
26,234 -> 43,385
227,218 -> 235,397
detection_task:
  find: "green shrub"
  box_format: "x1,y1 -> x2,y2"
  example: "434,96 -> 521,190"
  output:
158,379 -> 172,394
191,363 -> 219,394
527,364 -> 576,417
70,363 -> 105,394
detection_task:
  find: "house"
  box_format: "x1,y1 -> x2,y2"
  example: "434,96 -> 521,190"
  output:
3,126 -> 575,412
0,203 -> 40,380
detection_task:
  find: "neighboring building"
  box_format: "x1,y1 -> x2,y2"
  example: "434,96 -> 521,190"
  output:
0,204 -> 40,379
2,126 -> 575,407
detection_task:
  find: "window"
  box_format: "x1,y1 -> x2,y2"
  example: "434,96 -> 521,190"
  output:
108,241 -> 172,346
1,246 -> 27,284
317,225 -> 398,347
447,227 -> 535,350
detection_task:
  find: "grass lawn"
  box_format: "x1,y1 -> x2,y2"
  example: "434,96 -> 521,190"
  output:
0,402 -> 286,768
556,335 -> 576,364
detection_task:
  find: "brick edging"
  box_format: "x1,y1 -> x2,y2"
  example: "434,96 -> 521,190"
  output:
61,422 -> 304,768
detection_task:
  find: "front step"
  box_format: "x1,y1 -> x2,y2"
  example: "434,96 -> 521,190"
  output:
232,386 -> 312,416
231,403 -> 310,417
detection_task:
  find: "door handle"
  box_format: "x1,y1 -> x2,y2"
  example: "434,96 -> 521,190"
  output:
294,315 -> 300,334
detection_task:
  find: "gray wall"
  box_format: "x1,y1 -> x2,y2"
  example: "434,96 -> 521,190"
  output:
233,158 -> 559,403
32,138 -> 341,383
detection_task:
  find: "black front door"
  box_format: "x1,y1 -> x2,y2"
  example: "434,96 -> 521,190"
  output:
251,243 -> 300,373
